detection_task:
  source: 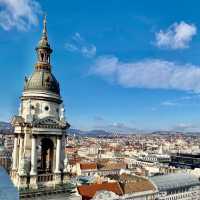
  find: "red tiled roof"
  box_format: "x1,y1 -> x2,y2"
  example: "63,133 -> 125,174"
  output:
80,163 -> 97,170
78,182 -> 123,200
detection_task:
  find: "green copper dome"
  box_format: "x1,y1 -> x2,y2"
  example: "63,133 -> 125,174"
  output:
24,70 -> 60,95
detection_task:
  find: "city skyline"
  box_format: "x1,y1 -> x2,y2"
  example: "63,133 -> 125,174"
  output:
1,0 -> 200,132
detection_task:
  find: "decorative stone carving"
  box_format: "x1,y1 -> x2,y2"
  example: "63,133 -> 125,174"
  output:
19,153 -> 27,176
26,99 -> 33,123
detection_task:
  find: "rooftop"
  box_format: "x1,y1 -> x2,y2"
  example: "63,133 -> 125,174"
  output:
80,163 -> 97,170
77,182 -> 123,200
150,173 -> 200,191
107,173 -> 156,194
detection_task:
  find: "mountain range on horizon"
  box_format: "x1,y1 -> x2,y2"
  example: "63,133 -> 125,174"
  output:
1,121 -> 200,136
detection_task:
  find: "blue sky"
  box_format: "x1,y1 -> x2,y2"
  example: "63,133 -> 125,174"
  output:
1,0 -> 200,132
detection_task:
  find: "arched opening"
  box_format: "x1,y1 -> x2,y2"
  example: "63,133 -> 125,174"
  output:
41,52 -> 44,61
38,138 -> 54,174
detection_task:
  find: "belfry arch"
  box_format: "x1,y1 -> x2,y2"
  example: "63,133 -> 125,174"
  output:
38,138 -> 54,174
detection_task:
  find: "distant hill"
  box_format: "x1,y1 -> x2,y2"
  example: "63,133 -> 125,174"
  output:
1,122 -> 198,136
68,128 -> 113,137
0,121 -> 13,133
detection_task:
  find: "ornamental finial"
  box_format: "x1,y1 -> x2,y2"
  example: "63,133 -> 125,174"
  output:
42,13 -> 47,39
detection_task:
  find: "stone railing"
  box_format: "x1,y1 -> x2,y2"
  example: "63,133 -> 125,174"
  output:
37,173 -> 53,182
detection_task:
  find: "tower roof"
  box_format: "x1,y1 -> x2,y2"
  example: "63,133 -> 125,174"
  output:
36,15 -> 52,52
24,70 -> 60,95
24,16 -> 60,96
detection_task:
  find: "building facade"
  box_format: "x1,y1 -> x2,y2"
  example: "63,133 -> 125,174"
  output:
10,16 -> 70,189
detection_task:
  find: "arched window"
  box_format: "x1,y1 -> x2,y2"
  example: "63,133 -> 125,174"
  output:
41,53 -> 44,61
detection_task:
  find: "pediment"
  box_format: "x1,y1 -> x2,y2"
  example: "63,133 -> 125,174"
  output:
32,117 -> 69,129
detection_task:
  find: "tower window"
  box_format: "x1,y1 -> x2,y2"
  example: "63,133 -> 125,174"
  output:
41,53 -> 44,61
45,106 -> 49,111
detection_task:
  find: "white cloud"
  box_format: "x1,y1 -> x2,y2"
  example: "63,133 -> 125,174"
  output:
91,56 -> 200,93
160,95 -> 200,108
65,32 -> 96,58
155,21 -> 197,49
161,101 -> 178,107
92,116 -> 136,133
0,0 -> 41,31
171,123 -> 199,132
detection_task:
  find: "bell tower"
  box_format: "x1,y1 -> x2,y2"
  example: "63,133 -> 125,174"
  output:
10,16 -> 70,189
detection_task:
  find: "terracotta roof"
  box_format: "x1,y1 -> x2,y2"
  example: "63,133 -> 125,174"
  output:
80,163 -> 97,170
121,179 -> 156,194
98,162 -> 127,170
107,174 -> 156,194
77,182 -> 123,200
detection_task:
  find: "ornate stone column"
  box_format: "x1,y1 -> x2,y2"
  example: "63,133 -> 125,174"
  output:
18,134 -> 24,173
30,135 -> 37,189
17,134 -> 28,188
54,136 -> 62,185
55,136 -> 61,173
12,134 -> 18,170
30,135 -> 37,175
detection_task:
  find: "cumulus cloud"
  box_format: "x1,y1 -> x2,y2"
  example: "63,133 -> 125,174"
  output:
65,32 -> 96,58
0,0 -> 41,31
91,56 -> 200,93
155,21 -> 197,49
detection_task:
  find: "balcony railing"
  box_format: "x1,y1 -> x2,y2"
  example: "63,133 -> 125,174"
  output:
37,173 -> 53,182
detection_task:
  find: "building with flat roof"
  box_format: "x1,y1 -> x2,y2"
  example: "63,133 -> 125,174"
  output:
170,153 -> 200,169
151,173 -> 200,200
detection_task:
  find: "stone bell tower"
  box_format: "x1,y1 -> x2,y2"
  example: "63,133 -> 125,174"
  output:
11,16 -> 70,189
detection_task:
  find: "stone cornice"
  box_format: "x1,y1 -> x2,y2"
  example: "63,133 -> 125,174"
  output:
21,95 -> 62,104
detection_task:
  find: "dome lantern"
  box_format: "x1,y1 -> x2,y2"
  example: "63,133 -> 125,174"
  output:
35,15 -> 52,71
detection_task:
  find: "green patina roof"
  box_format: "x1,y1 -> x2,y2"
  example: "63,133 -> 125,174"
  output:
24,70 -> 60,95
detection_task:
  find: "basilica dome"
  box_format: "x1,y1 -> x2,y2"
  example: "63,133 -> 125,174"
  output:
24,70 -> 60,95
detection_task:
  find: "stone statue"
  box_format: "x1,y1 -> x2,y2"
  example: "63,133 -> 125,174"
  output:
26,99 -> 33,123
60,104 -> 65,121
64,154 -> 68,172
18,103 -> 22,116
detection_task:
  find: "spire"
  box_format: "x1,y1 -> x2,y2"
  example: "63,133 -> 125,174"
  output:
42,14 -> 48,40
35,14 -> 52,71
37,14 -> 51,50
